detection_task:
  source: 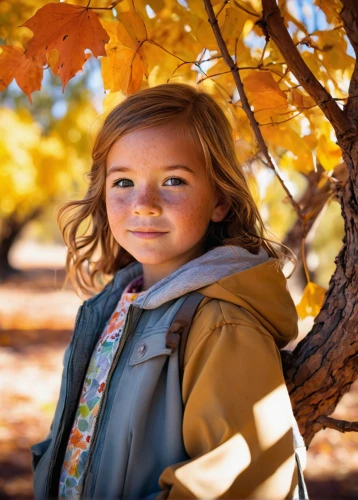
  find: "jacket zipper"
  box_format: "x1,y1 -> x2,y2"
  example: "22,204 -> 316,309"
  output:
45,304 -> 84,498
80,304 -> 143,499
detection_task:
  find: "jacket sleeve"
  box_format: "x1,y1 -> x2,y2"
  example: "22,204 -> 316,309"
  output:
30,341 -> 71,472
157,315 -> 298,499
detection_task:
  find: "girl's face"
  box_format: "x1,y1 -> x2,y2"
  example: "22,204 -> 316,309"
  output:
105,123 -> 230,289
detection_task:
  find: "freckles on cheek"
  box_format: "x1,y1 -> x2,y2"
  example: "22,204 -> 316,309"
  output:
176,205 -> 200,230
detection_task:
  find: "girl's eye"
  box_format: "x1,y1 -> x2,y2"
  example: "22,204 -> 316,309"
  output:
163,176 -> 186,186
112,178 -> 133,188
111,176 -> 186,188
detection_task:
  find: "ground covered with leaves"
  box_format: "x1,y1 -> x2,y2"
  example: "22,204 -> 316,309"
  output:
1,267 -> 358,499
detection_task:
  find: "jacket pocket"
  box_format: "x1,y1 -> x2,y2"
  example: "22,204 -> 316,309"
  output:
30,436 -> 52,472
128,332 -> 173,366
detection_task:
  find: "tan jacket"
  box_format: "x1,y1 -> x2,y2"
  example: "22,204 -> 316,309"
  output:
158,259 -> 299,499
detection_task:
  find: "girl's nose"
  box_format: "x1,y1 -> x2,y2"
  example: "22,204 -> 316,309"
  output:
133,187 -> 162,216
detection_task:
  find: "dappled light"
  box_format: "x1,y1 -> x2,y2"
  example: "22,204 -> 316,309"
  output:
253,384 -> 293,452
174,433 -> 251,497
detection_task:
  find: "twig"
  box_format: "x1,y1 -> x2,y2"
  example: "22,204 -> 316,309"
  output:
146,40 -> 187,63
301,218 -> 310,283
260,0 -> 354,140
258,40 -> 268,67
215,0 -> 229,20
233,0 -> 260,18
317,415 -> 358,433
87,6 -> 113,10
203,0 -> 303,218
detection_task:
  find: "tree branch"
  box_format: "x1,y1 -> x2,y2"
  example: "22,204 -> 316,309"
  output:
260,0 -> 354,141
203,0 -> 303,218
340,0 -> 358,127
317,415 -> 358,433
283,162 -> 349,258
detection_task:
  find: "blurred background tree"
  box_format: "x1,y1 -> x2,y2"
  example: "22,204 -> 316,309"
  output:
0,0 -> 100,275
0,74 -> 98,275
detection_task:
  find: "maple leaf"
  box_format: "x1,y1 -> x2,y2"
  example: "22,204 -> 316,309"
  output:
21,3 -> 109,92
0,45 -> 43,103
101,12 -> 149,95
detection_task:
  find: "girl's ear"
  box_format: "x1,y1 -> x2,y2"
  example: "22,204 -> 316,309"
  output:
210,192 -> 231,223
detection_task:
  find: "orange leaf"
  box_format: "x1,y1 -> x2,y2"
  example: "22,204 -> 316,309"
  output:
21,3 -> 109,92
243,71 -> 287,112
0,45 -> 42,103
289,89 -> 315,111
102,44 -> 146,95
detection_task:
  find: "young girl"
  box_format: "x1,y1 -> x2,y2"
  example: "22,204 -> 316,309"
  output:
31,82 -> 305,499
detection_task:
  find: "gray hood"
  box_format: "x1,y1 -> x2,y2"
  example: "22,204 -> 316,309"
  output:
126,245 -> 270,310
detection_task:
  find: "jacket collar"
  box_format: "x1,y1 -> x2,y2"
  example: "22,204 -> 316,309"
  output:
110,245 -> 270,310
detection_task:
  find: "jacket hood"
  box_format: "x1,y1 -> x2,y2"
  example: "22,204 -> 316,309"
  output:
113,245 -> 298,348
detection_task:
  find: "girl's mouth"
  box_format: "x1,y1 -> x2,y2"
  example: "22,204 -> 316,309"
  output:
130,231 -> 168,239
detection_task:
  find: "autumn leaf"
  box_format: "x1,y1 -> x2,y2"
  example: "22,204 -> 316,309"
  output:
261,124 -> 315,174
243,71 -> 287,114
317,134 -> 342,171
101,12 -> 149,95
296,282 -> 327,319
289,88 -> 315,111
221,8 -> 246,42
196,18 -> 218,50
0,45 -> 42,103
21,3 -> 109,92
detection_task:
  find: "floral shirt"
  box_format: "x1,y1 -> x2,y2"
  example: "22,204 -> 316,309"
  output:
58,274 -> 145,499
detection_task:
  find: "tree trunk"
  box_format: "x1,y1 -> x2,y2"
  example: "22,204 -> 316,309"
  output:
0,208 -> 43,279
261,0 -> 358,445
285,142 -> 358,445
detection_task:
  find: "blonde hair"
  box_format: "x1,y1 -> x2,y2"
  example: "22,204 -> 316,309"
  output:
58,82 -> 297,297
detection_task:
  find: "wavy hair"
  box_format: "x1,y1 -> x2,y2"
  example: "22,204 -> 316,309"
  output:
58,82 -> 297,297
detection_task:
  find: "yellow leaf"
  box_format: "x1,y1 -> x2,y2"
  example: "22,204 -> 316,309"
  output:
261,125 -> 314,174
301,51 -> 326,82
313,0 -> 341,25
234,139 -> 254,164
221,8 -> 246,41
296,282 -> 327,319
102,91 -> 127,113
317,135 -> 342,171
101,43 -> 146,95
101,13 -> 149,95
117,11 -> 147,49
196,18 -> 218,50
232,107 -> 254,143
303,133 -> 318,151
233,0 -> 260,15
